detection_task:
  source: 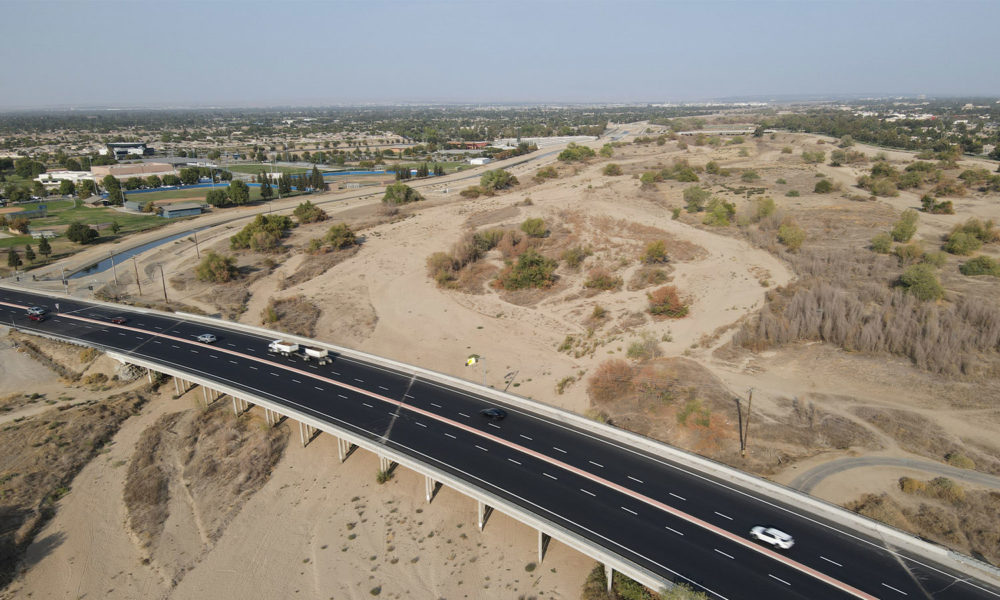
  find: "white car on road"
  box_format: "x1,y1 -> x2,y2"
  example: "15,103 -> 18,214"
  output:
196,333 -> 217,344
750,526 -> 794,550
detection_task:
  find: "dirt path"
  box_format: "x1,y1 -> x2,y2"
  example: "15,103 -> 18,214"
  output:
789,456 -> 1000,493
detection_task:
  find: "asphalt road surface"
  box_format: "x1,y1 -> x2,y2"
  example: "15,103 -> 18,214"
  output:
1,286 -> 997,600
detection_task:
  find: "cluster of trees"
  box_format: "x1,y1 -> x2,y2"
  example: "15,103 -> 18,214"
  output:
66,221 -> 99,244
205,180 -> 251,208
5,240 -> 50,268
393,163 -> 443,181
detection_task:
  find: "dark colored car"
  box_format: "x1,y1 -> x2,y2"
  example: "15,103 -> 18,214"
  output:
27,313 -> 46,322
479,407 -> 507,421
110,316 -> 128,325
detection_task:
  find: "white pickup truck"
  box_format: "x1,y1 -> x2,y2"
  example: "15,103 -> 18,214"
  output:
302,346 -> 331,365
268,339 -> 300,356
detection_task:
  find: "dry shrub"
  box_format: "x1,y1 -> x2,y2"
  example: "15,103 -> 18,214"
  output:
260,296 -> 321,337
628,266 -> 671,290
587,359 -> 633,404
496,229 -> 527,260
124,411 -> 180,546
584,267 -> 623,291
647,285 -> 688,318
732,248 -> 1000,375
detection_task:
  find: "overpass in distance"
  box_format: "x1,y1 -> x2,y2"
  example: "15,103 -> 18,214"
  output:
1,283 -> 999,600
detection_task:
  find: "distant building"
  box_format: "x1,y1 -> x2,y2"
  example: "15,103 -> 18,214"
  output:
447,141 -> 489,150
469,157 -> 492,166
107,142 -> 154,160
91,163 -> 178,181
35,170 -> 95,187
124,199 -> 147,212
30,230 -> 57,240
160,203 -> 203,219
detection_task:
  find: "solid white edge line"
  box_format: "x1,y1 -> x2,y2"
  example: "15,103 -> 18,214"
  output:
714,549 -> 734,560
881,583 -> 908,595
769,574 -> 791,586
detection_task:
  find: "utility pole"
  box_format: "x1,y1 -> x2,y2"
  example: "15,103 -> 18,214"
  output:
132,257 -> 142,296
109,251 -> 118,286
192,231 -> 201,258
158,264 -> 168,303
739,388 -> 754,458
61,267 -> 68,295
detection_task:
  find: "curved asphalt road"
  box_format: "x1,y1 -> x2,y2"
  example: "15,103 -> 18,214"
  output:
1,286 -> 998,600
790,457 -> 1000,494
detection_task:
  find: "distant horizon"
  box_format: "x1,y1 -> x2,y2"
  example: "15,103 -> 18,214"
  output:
2,94 -> 999,115
2,1 -> 999,110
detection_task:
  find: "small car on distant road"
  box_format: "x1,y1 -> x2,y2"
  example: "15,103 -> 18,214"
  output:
27,313 -> 46,322
196,333 -> 217,344
750,526 -> 794,550
479,407 -> 507,421
110,316 -> 128,325
26,306 -> 47,316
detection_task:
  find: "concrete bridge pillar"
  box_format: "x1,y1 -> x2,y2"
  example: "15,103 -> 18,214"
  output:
425,476 -> 435,502
538,531 -> 550,563
604,563 -> 614,592
476,500 -> 492,530
337,437 -> 352,462
174,376 -> 181,395
299,421 -> 316,447
202,386 -> 209,405
147,368 -> 153,384
378,455 -> 392,473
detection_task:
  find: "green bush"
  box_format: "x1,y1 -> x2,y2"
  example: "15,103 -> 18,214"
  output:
641,240 -> 669,264
382,183 -> 424,205
899,263 -> 944,300
682,186 -> 711,213
460,186 -> 482,198
922,251 -> 947,268
195,251 -> 239,283
785,190 -> 800,197
325,222 -> 357,249
870,233 -> 892,254
944,231 -> 982,255
479,169 -> 518,194
230,214 -> 293,250
520,217 -> 547,238
293,199 -> 328,223
959,255 -> 1000,277
497,249 -> 557,290
557,143 -> 596,162
814,179 -> 834,194
890,209 -> 919,242
741,170 -> 760,182
602,163 -> 622,176
599,144 -> 614,158
702,197 -> 735,226
777,222 -> 806,251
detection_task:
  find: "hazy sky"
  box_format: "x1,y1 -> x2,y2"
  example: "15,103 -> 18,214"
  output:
2,0 -> 998,109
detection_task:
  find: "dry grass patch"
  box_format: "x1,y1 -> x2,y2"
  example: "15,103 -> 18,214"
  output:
0,392 -> 146,586
261,295 -> 321,337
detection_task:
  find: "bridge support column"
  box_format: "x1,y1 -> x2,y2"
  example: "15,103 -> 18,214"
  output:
538,531 -> 550,563
299,421 -> 312,447
202,386 -> 209,405
173,376 -> 180,395
337,437 -> 351,462
147,368 -> 153,384
232,396 -> 239,415
378,455 -> 392,473
604,563 -> 613,592
425,476 -> 435,502
476,500 -> 492,530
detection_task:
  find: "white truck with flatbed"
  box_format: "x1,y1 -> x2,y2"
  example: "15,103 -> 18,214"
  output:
268,339 -> 300,356
302,346 -> 331,365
